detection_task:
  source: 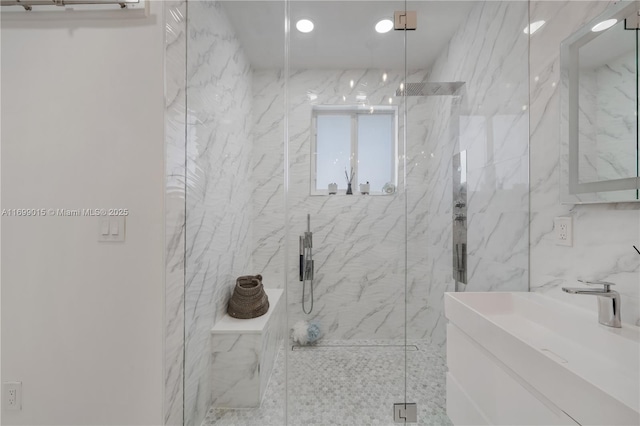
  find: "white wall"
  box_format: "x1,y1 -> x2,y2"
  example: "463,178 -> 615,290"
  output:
1,3 -> 165,425
529,0 -> 640,326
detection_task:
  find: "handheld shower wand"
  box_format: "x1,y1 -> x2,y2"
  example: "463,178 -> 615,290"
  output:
300,214 -> 314,314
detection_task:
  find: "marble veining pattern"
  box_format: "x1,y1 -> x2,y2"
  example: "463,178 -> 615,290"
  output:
410,1 -> 530,330
529,0 -> 640,326
210,290 -> 284,408
202,340 -> 449,426
253,68 -> 419,343
163,1 -> 640,424
184,2 -> 255,425
252,0 -> 529,347
579,52 -> 637,183
211,334 -> 262,408
168,1 -> 532,423
164,1 -> 187,424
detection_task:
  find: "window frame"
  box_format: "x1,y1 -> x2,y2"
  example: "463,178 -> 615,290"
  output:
310,105 -> 398,196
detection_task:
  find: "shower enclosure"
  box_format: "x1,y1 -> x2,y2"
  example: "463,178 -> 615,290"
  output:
164,1 -> 530,424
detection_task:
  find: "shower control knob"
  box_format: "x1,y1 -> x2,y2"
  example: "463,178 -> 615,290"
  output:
454,201 -> 466,208
454,213 -> 466,221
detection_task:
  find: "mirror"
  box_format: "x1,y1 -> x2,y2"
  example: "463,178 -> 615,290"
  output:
560,0 -> 640,203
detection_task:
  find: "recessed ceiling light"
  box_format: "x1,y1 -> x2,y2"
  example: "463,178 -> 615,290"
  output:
523,20 -> 545,35
296,19 -> 314,33
592,19 -> 617,32
375,19 -> 393,34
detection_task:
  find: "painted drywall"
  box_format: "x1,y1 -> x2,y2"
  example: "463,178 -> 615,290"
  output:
1,3 -> 165,425
529,0 -> 640,325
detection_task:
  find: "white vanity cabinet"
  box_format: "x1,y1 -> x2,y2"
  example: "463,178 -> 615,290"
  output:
447,324 -> 578,425
444,292 -> 640,426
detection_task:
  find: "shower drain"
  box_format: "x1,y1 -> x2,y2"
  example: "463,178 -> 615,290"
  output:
291,344 -> 419,351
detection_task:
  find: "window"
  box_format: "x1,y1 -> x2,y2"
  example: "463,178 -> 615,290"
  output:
311,106 -> 397,195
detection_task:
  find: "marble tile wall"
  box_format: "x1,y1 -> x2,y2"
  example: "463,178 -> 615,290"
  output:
258,304 -> 285,403
529,0 -> 640,326
253,69 -> 414,341
579,52 -> 637,182
183,1 -> 255,425
164,1 -> 187,425
159,0 -> 591,422
252,0 -> 529,345
577,68 -> 600,183
596,53 -> 637,180
210,333 -> 263,408
594,52 -> 637,180
407,0 -> 530,347
210,289 -> 284,408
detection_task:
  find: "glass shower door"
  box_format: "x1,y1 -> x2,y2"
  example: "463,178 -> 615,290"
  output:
404,0 -> 530,424
178,0 -> 530,424
285,1 -> 408,424
182,1 -> 287,425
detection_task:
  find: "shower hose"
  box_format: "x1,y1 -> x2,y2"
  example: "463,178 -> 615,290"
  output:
302,242 -> 314,314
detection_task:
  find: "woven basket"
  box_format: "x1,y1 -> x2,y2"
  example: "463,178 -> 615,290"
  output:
227,274 -> 269,319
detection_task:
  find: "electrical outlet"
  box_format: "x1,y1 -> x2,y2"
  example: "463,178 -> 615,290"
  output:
4,382 -> 22,411
554,216 -> 572,246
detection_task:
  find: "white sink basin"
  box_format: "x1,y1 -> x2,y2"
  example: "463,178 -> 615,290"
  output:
445,292 -> 640,426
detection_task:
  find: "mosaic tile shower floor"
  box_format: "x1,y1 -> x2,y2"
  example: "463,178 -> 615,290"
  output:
203,340 -> 451,426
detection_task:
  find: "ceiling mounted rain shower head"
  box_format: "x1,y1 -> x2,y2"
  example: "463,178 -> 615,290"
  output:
396,82 -> 465,96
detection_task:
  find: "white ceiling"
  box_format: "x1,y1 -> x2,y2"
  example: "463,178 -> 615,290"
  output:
221,1 -> 476,70
579,20 -> 636,69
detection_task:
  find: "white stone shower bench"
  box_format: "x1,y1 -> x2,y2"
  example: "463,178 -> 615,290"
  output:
210,288 -> 284,408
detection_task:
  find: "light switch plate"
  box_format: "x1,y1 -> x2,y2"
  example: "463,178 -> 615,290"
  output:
110,220 -> 120,235
98,216 -> 125,242
100,219 -> 110,236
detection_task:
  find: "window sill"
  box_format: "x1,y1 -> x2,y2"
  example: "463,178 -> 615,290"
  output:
309,191 -> 396,197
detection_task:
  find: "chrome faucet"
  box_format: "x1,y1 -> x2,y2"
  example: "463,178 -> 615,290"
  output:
562,280 -> 621,328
